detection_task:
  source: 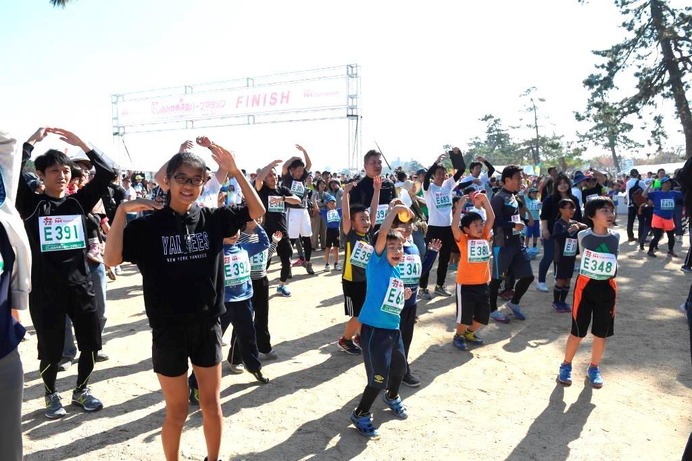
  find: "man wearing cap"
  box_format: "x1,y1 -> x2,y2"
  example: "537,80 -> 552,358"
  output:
626,169 -> 647,241
580,170 -> 608,204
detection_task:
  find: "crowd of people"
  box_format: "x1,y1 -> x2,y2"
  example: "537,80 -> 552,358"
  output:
1,128 -> 690,460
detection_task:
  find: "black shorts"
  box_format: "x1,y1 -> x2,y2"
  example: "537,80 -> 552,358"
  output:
554,256 -> 577,280
455,284 -> 490,326
571,276 -> 616,338
360,324 -> 407,390
492,244 -> 534,280
29,284 -> 101,363
325,227 -> 340,248
343,279 -> 366,317
151,319 -> 223,377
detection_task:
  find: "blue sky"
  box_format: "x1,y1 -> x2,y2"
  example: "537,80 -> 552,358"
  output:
0,0 -> 685,172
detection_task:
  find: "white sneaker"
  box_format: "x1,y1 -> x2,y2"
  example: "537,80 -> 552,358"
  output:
229,363 -> 245,374
334,262 -> 343,271
680,303 -> 688,319
324,263 -> 331,271
536,282 -> 549,292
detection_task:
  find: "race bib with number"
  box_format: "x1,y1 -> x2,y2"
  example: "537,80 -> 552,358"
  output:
531,201 -> 541,211
39,215 -> 86,252
250,249 -> 268,272
267,196 -> 285,213
579,249 -> 617,280
224,252 -> 251,286
510,214 -> 523,235
660,198 -> 675,210
290,180 -> 305,197
381,277 -> 405,315
586,194 -> 598,203
434,192 -> 452,210
467,239 -> 490,263
326,209 -> 341,224
375,204 -> 388,225
397,254 -> 422,284
349,240 -> 373,269
563,238 -> 578,257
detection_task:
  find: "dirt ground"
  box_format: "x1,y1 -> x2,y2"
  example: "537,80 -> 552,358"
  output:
18,232 -> 692,461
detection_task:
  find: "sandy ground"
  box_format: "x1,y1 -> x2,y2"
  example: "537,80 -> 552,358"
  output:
18,232 -> 692,461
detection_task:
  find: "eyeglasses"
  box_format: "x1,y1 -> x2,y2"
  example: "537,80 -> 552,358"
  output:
172,174 -> 204,186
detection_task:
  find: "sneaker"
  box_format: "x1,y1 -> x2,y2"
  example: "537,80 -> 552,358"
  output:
505,302 -> 526,321
304,261 -> 315,275
419,288 -> 432,300
552,302 -> 562,312
21,330 -> 32,342
113,265 -> 122,275
448,263 -> 458,271
557,362 -> 572,386
647,250 -> 657,257
337,337 -> 361,355
587,366 -> 604,389
461,330 -> 484,345
71,388 -> 104,412
229,363 -> 245,374
276,285 -> 291,297
490,310 -> 510,324
291,258 -> 305,268
680,303 -> 688,319
535,282 -> 549,292
452,334 -> 468,351
639,245 -> 645,251
95,350 -> 109,362
401,372 -> 421,388
324,263 -> 331,271
382,393 -> 409,419
350,411 -> 379,438
57,357 -> 73,372
352,335 -> 361,350
189,387 -> 200,405
106,267 -> 117,281
251,369 -> 270,384
334,262 -> 343,271
44,392 -> 67,419
499,289 -> 514,301
559,303 -> 572,313
681,265 -> 692,273
434,285 -> 452,297
261,349 -> 278,360
668,251 -> 679,257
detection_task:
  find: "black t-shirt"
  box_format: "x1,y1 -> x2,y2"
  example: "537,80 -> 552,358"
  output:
581,185 -> 606,204
349,176 -> 395,207
258,184 -> 292,234
280,170 -> 309,209
540,194 -> 583,236
122,203 -> 251,327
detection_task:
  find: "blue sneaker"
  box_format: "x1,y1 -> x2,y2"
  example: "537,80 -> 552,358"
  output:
557,362 -> 572,386
350,411 -> 379,438
382,393 -> 408,419
490,310 -> 510,324
276,285 -> 291,297
452,334 -> 467,351
189,386 -> 199,405
505,302 -> 526,320
587,366 -> 604,389
681,265 -> 692,273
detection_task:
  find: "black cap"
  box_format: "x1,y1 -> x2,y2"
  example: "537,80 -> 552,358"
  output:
630,168 -> 639,176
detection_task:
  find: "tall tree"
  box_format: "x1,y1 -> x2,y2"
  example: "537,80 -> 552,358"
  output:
581,0 -> 692,158
467,114 -> 526,165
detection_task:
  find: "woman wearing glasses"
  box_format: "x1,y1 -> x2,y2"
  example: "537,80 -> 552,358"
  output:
104,137 -> 265,461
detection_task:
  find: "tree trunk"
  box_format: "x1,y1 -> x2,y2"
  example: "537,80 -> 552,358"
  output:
651,0 -> 692,158
609,138 -> 621,172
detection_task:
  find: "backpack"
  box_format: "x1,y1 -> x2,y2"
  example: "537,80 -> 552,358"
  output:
629,182 -> 645,208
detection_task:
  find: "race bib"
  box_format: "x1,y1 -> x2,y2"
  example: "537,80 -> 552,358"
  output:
375,204 -> 388,225
290,180 -> 305,197
563,238 -> 578,257
586,194 -> 598,203
268,196 -> 285,213
349,240 -> 373,269
326,209 -> 340,224
531,201 -> 541,211
468,239 -> 490,263
434,192 -> 452,210
510,214 -> 523,235
579,249 -> 617,280
39,215 -> 86,252
397,254 -> 421,284
381,277 -> 405,315
224,252 -> 251,286
250,249 -> 268,272
660,198 -> 675,210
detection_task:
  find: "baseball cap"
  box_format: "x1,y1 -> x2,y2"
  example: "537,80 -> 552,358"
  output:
416,168 -> 427,176
325,194 -> 336,202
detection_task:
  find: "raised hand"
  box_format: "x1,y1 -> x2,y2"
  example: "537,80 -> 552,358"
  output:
428,238 -> 442,251
179,140 -> 194,152
209,144 -> 240,176
295,144 -> 307,154
343,182 -> 355,193
373,175 -> 382,191
46,128 -> 89,151
28,127 -> 48,144
196,136 -> 213,148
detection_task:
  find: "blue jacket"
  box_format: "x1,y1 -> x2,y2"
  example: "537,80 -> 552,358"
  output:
224,226 -> 270,302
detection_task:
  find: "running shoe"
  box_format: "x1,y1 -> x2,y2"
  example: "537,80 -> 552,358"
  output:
276,285 -> 291,297
680,265 -> 692,273
419,288 -> 432,300
557,362 -> 572,386
261,349 -> 278,360
535,282 -> 549,292
448,263 -> 458,271
352,335 -> 361,350
381,393 -> 409,419
647,250 -> 657,258
505,302 -> 526,321
434,285 -> 452,297
106,267 -> 116,281
57,357 -> 72,372
189,387 -> 200,405
559,303 -> 572,313
499,289 -> 514,301
45,392 -> 67,419
324,263 -> 331,271
461,330 -> 484,345
587,366 -> 604,389
490,310 -> 510,324
350,411 -> 379,438
668,251 -> 679,257
71,388 -> 104,412
251,370 -> 270,384
334,262 -> 343,271
304,261 -> 315,275
229,363 -> 245,374
291,258 -> 305,267
95,350 -> 109,362
337,337 -> 361,355
452,334 -> 467,351
680,303 -> 688,319
401,372 -> 421,388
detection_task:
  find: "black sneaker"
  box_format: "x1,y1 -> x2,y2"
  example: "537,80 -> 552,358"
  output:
337,337 -> 361,355
251,370 -> 270,384
402,373 -> 421,388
